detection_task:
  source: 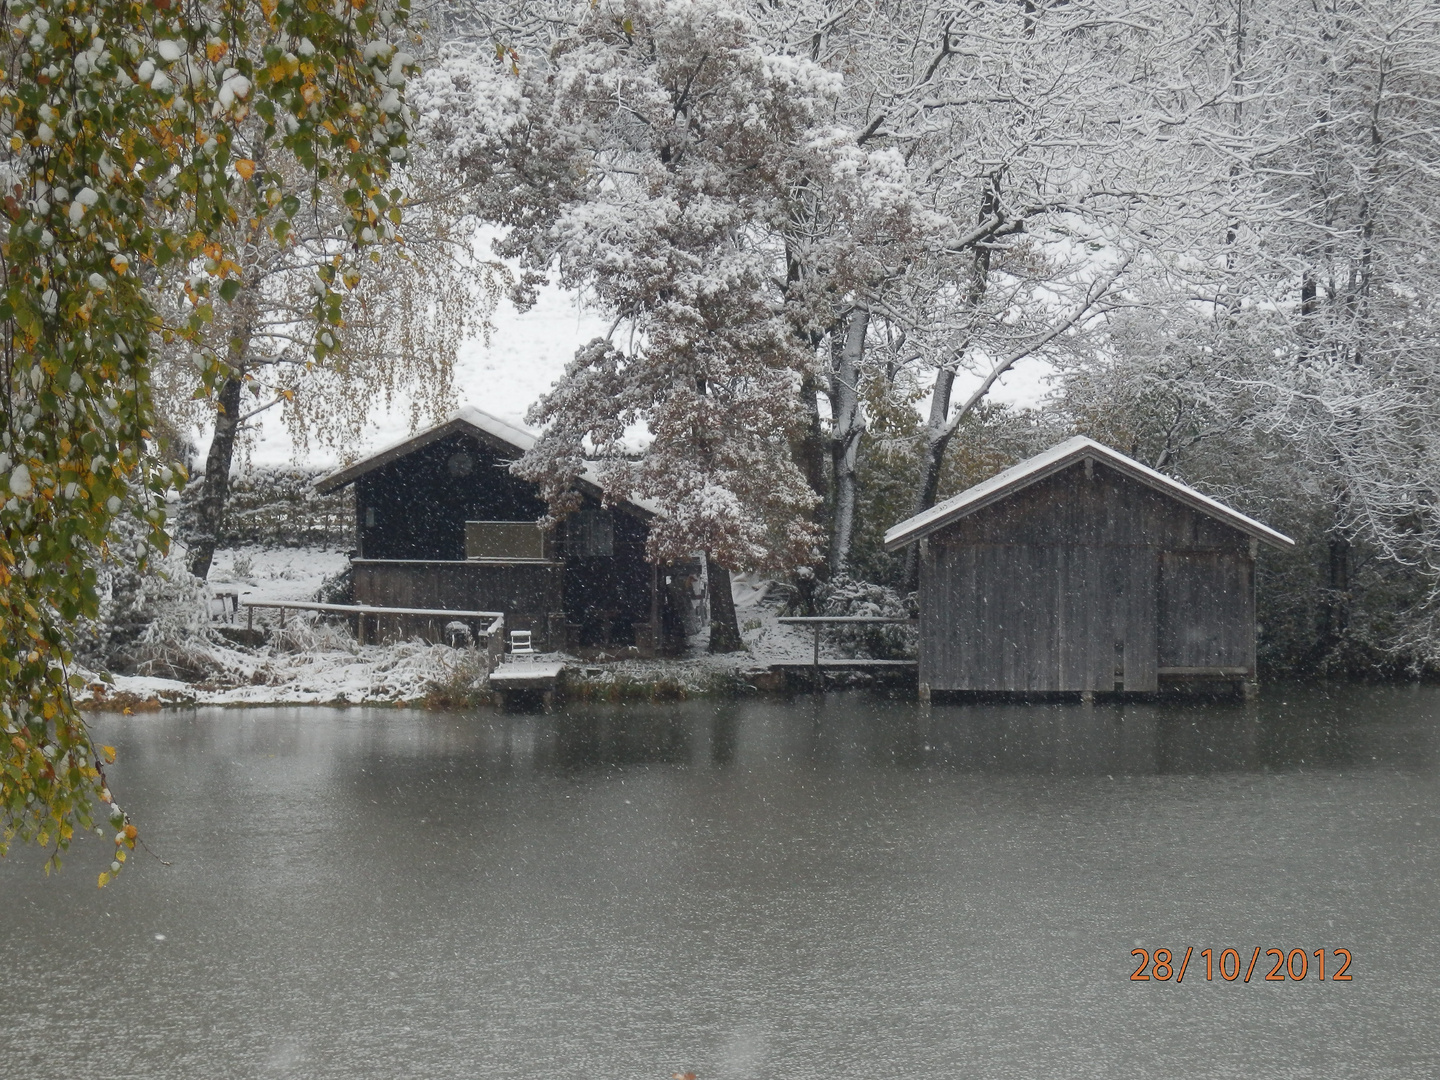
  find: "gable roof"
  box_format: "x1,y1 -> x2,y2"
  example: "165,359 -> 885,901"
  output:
313,406 -> 534,494
883,435 -> 1294,552
312,406 -> 656,517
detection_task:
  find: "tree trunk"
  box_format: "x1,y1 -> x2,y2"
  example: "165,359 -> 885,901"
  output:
185,148 -> 266,581
904,365 -> 958,589
828,307 -> 867,578
795,371 -> 829,509
706,556 -> 744,653
1315,528 -> 1351,669
186,372 -> 245,580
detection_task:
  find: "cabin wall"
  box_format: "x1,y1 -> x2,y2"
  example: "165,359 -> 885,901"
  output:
353,560 -> 564,647
918,461 -> 1254,692
345,428 -> 668,652
357,432 -> 548,560
561,508 -> 654,647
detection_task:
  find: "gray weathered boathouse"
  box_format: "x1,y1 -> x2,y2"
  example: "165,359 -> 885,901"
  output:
884,436 -> 1294,697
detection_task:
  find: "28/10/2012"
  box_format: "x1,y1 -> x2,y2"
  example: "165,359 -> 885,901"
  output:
1131,947 -> 1352,983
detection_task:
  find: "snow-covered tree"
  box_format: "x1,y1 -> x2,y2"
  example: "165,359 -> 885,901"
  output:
425,0 -> 942,646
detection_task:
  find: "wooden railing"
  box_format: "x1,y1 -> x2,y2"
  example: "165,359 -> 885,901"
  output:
776,616 -> 917,673
241,599 -> 503,653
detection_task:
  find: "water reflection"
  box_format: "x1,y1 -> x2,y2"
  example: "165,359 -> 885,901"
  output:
430,685 -> 1438,779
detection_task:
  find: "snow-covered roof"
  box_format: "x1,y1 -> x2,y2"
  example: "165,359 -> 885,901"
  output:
313,405 -> 656,516
313,406 -> 535,494
883,435 -> 1294,551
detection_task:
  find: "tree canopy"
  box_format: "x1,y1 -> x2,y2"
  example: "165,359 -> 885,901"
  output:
1,0 -> 415,882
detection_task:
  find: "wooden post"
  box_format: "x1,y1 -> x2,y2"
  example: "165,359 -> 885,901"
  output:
247,605 -> 253,634
812,624 -> 821,690
649,562 -> 660,656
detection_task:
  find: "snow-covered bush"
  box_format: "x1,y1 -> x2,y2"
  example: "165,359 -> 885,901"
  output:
100,548 -> 237,682
315,565 -> 354,605
271,611 -> 359,655
174,466 -> 353,549
816,576 -> 917,660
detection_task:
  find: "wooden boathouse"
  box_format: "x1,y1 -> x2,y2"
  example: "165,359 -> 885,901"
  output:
884,436 -> 1294,698
314,407 -> 684,652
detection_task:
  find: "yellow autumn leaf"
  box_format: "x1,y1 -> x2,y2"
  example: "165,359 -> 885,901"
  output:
234,158 -> 256,180
101,745 -> 117,763
97,871 -> 110,888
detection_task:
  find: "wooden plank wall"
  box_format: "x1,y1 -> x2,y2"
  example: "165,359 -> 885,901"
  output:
353,561 -> 563,647
1157,552 -> 1254,670
919,461 -> 1253,692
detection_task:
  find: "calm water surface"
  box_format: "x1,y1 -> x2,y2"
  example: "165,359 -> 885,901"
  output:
3,685 -> 1438,1078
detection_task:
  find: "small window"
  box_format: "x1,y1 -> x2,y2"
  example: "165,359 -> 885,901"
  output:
364,506 -> 376,528
447,451 -> 475,478
571,509 -> 614,557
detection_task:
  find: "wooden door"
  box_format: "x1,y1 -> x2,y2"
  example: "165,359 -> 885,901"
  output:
1157,551 -> 1254,673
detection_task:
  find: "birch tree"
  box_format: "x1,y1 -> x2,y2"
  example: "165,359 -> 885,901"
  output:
1,0 -> 415,879
150,146 -> 501,580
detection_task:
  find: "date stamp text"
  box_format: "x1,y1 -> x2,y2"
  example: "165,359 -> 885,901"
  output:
1130,947 -> 1352,983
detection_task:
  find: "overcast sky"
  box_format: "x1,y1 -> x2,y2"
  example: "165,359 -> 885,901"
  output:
237,277 -> 1053,472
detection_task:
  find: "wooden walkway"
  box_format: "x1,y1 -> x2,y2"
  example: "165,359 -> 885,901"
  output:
490,661 -> 567,708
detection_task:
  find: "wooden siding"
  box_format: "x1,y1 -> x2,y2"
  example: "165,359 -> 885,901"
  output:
562,508 -> 653,646
1157,551 -> 1254,671
919,460 -> 1254,693
358,432 -> 547,560
353,560 -> 563,647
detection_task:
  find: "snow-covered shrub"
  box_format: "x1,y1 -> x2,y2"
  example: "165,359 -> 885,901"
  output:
314,564 -> 353,605
422,647 -> 494,709
78,509 -> 205,665
116,555 -> 240,682
816,576 -> 917,660
174,466 -> 353,549
271,611 -> 360,655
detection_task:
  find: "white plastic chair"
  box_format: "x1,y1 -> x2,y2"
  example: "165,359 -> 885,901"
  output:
508,630 -> 537,661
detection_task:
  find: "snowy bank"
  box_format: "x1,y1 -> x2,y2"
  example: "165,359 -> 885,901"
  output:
80,547 -> 894,712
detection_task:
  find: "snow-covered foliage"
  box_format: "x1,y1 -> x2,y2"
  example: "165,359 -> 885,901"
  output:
422,0 -> 938,576
174,466 -> 353,550
413,0 -> 1440,674
811,576 -> 917,661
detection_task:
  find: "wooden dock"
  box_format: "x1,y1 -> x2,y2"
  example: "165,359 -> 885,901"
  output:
489,660 -> 567,709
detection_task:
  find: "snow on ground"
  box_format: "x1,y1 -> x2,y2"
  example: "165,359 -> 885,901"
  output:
81,547 -> 880,711
84,627 -> 491,710
207,544 -> 350,606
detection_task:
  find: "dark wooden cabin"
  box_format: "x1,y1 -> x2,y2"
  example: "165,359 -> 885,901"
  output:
884,436 -> 1294,698
314,407 -> 676,652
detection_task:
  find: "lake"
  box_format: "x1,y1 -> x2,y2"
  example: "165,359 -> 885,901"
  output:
3,685 -> 1438,1078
